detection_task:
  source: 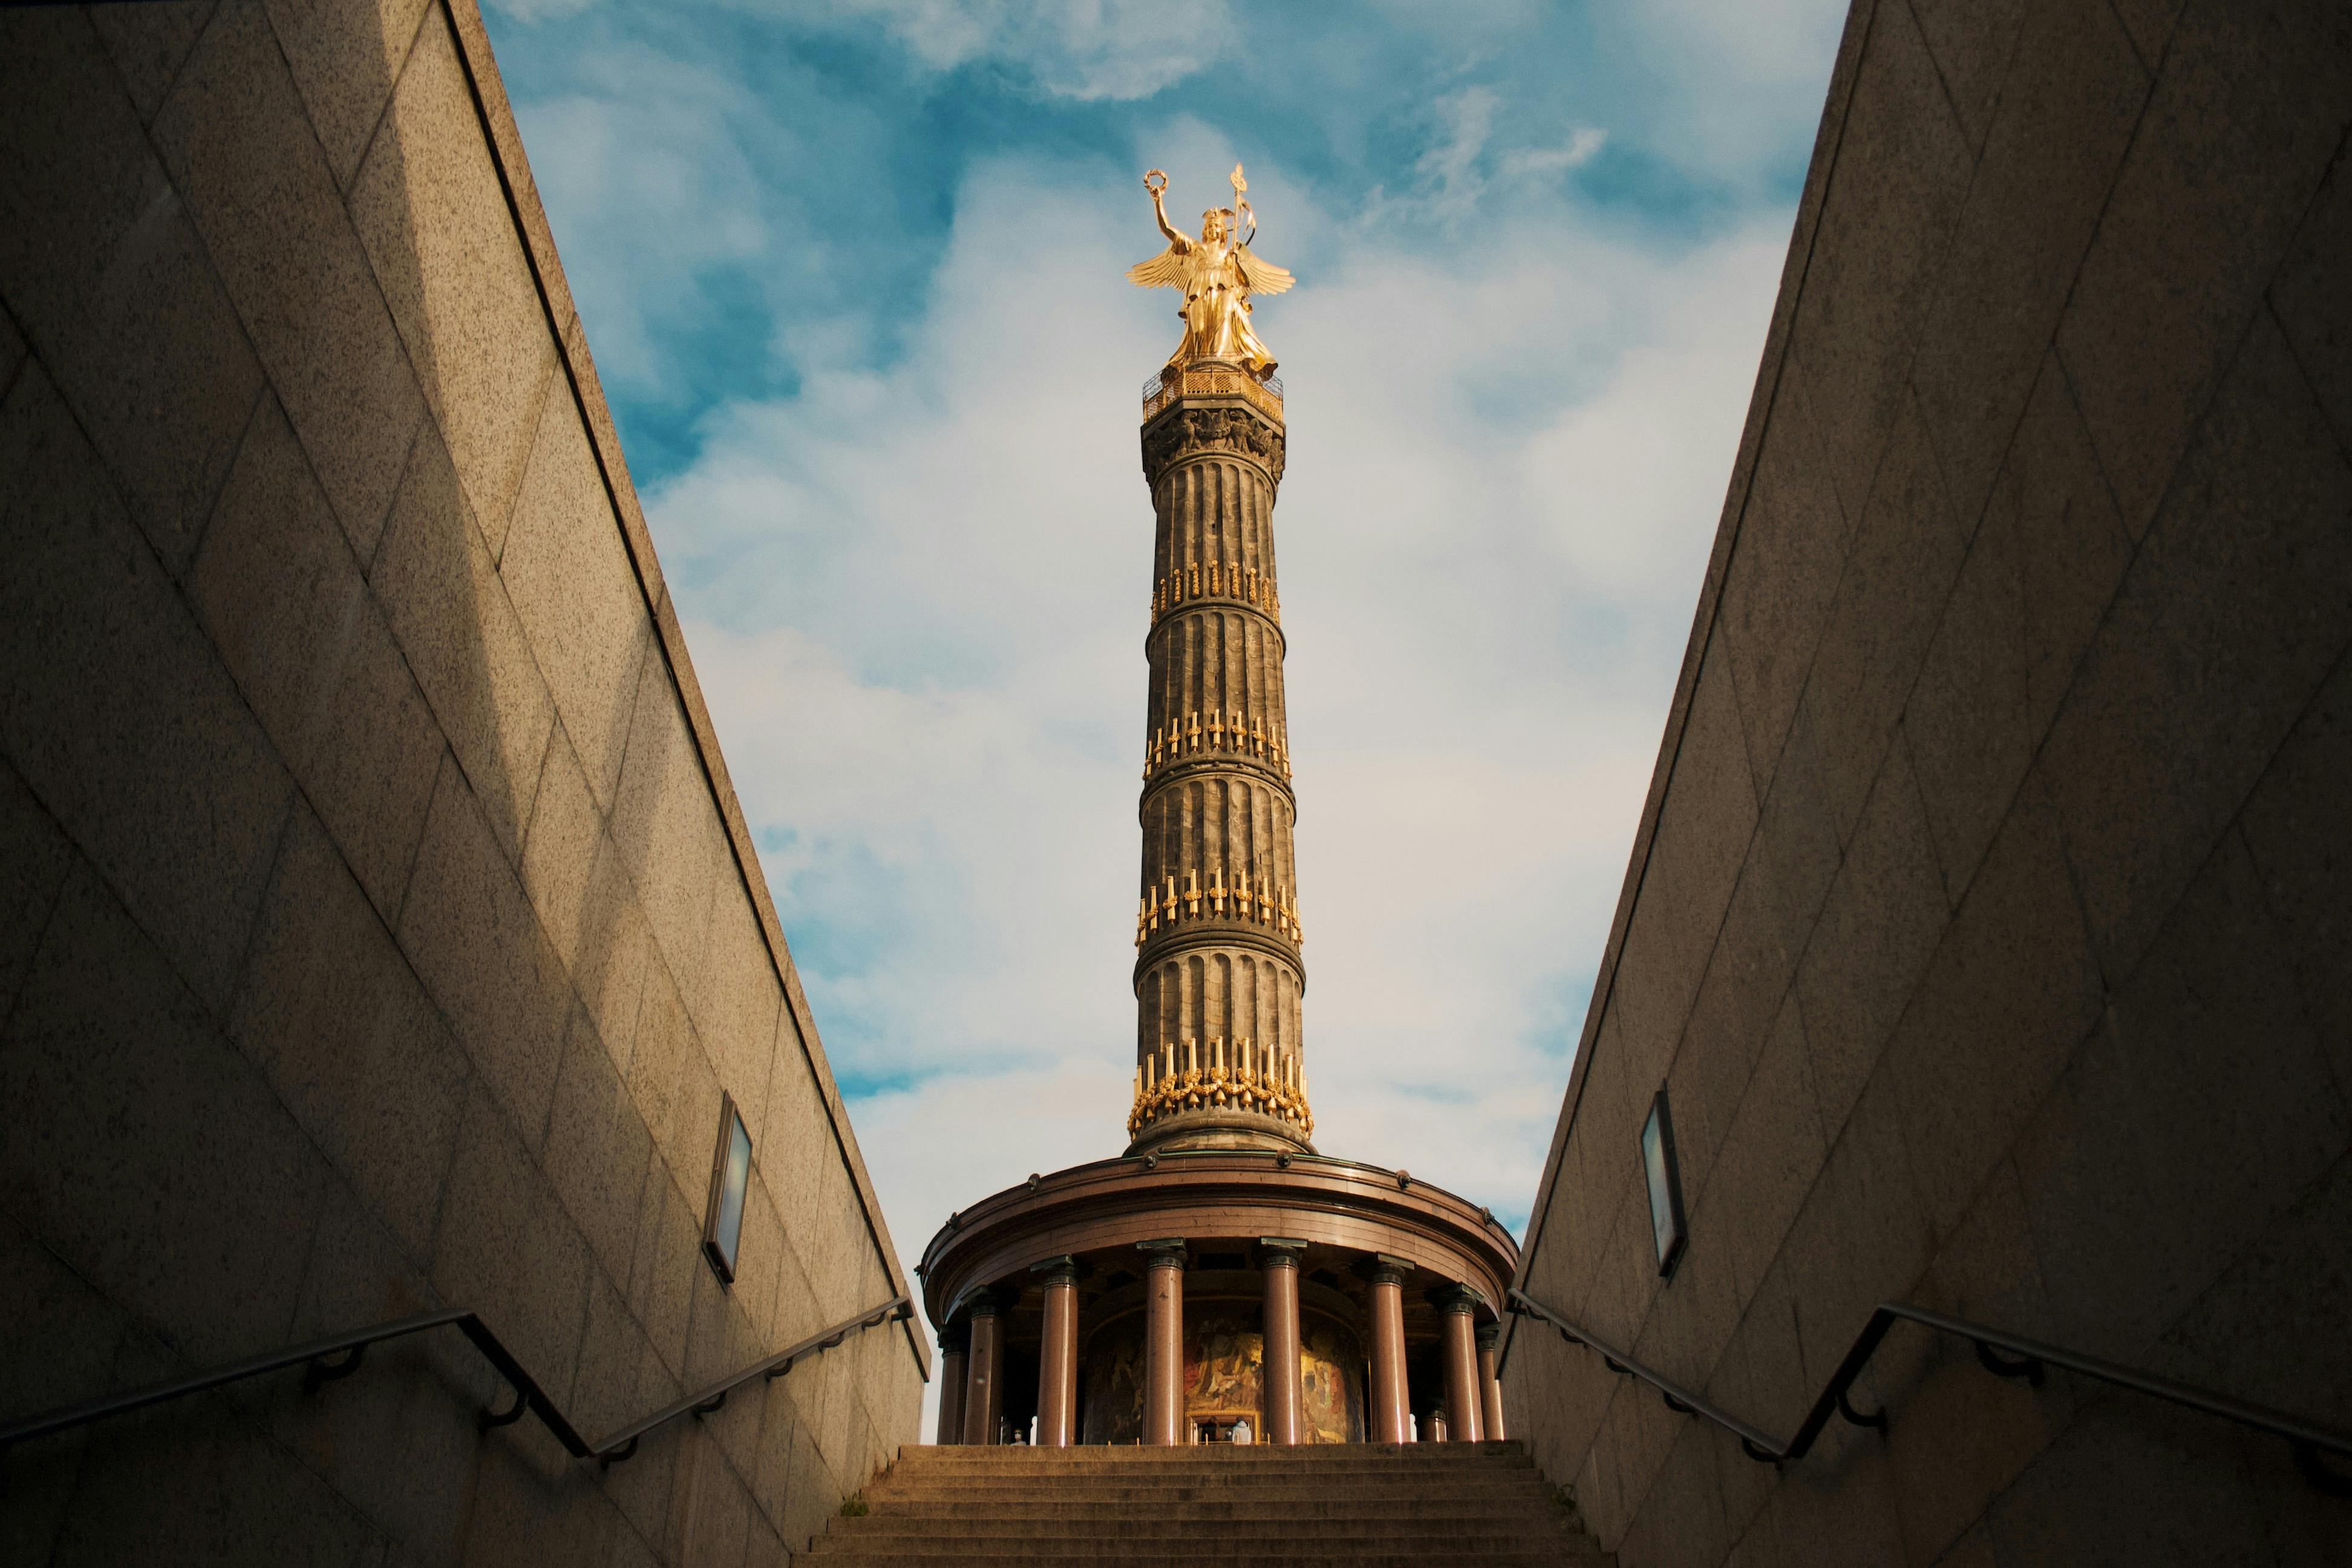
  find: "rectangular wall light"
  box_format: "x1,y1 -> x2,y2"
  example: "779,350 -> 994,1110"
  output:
703,1093 -> 753,1284
1641,1088 -> 1687,1278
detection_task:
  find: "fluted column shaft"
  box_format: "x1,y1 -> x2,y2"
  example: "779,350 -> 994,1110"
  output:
1130,390 -> 1312,1152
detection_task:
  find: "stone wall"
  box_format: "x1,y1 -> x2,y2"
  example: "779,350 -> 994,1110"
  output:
0,1 -> 925,1561
1503,1 -> 2350,1563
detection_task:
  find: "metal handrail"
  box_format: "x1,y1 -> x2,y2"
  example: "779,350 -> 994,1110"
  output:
1507,1287 -> 2352,1495
0,1293 -> 913,1467
1141,365 -> 1284,422
1141,372 -> 1285,401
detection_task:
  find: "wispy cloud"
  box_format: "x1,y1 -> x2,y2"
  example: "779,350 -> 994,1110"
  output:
794,0 -> 1239,100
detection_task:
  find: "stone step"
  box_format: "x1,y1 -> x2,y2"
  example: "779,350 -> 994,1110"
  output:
818,1529 -> 1581,1550
899,1440 -> 1527,1455
893,1443 -> 1529,1466
831,1515 -> 1587,1539
884,1457 -> 1538,1477
845,1501 -> 1576,1524
803,1553 -> 1603,1566
812,1445 -> 1613,1567
863,1481 -> 1555,1505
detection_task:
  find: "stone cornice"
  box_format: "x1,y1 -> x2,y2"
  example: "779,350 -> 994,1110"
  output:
1134,921 -> 1304,985
1147,594 -> 1288,654
1140,754 -> 1295,808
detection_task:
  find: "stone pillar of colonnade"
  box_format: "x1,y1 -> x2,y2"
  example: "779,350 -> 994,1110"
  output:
935,1318 -> 969,1446
1475,1321 -> 1507,1441
960,1294 -> 1004,1446
1361,1254 -> 1411,1444
1128,370 -> 1316,1157
1140,1240 -> 1189,1445
1257,1238 -> 1308,1445
1437,1285 -> 1485,1442
1033,1256 -> 1079,1448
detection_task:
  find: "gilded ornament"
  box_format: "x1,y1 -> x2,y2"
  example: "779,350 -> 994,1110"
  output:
1129,165 -> 1293,380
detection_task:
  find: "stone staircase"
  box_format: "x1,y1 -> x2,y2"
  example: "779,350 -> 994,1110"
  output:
806,1441 -> 1612,1566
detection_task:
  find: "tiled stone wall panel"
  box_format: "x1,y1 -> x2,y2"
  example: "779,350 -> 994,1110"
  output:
350,6 -> 557,547
87,1 -> 221,125
1903,0 -> 2029,155
1908,0 -> 2149,536
1791,740 -> 1947,1135
2272,140 -> 2352,453
2044,307 -> 2352,985
1778,1 -> 1970,527
193,394 -> 445,922
0,11 -> 264,575
4,865 -> 326,1365
544,1003 -> 658,1292
401,756 -> 572,1151
261,0 -> 433,191
1782,398 -> 1968,850
2236,655 -> 2352,1098
1903,356 -> 2131,897
374,422 -> 557,858
0,759 -> 74,1022
0,0 -> 921,1556
501,390 -> 654,808
154,0 -> 426,557
234,803 -> 472,1261
2054,0 -> 2352,540
0,367 -> 293,1013
1508,3 -> 2352,1560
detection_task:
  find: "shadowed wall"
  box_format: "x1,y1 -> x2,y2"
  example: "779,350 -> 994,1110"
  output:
0,1 -> 924,1561
1504,1 -> 2350,1564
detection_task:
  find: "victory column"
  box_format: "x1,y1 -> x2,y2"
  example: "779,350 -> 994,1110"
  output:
919,168 -> 1517,1452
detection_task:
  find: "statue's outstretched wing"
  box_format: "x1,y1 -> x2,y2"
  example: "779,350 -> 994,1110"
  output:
1234,246 -> 1294,296
1128,246 -> 1190,289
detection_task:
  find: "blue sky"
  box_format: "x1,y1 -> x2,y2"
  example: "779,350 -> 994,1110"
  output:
477,0 -> 1846,1403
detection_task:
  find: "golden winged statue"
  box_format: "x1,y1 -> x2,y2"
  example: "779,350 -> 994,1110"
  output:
1129,164 -> 1294,380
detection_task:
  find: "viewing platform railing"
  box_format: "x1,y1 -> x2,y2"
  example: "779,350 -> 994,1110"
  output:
1143,364 -> 1284,422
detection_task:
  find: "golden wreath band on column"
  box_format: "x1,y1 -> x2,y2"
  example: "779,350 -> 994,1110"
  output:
1128,1035 -> 1313,1139
1144,709 -> 1292,780
1152,558 -> 1281,621
1136,868 -> 1302,947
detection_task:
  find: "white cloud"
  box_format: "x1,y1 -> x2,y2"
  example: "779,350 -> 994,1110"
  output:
1500,128 -> 1609,182
1369,88 -> 1608,229
1610,0 -> 1849,178
797,0 -> 1239,100
488,0 -> 600,21
661,132 -> 1790,1395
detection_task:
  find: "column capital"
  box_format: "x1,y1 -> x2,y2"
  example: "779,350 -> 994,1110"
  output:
938,1316 -> 972,1353
1255,1236 -> 1308,1268
1354,1253 -> 1414,1288
1137,1238 -> 1190,1269
961,1286 -> 1008,1319
1030,1254 -> 1080,1285
1431,1282 -> 1488,1315
1475,1320 -> 1501,1350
